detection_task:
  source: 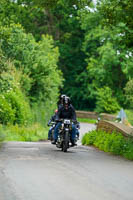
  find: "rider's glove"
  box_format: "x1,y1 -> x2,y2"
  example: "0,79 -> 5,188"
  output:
47,120 -> 51,126
76,122 -> 80,129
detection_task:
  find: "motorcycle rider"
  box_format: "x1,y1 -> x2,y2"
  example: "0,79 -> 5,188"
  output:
47,94 -> 66,140
47,109 -> 58,140
61,96 -> 80,139
64,96 -> 80,138
52,96 -> 77,146
58,94 -> 66,109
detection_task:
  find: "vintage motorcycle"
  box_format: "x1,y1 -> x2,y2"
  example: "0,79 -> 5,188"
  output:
56,119 -> 80,152
48,121 -> 56,141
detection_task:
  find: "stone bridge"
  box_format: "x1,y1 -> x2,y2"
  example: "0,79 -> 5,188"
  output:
97,120 -> 133,137
76,111 -> 133,137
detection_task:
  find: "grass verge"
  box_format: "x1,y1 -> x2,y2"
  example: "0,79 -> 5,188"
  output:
0,123 -> 48,142
82,130 -> 133,160
125,109 -> 133,126
77,118 -> 97,124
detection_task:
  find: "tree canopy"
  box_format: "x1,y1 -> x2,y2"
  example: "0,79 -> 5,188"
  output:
0,0 -> 133,116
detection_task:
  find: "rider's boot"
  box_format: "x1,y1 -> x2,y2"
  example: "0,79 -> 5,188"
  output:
51,140 -> 57,145
70,140 -> 77,147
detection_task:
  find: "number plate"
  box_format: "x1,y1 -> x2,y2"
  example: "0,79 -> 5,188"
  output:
64,119 -> 70,124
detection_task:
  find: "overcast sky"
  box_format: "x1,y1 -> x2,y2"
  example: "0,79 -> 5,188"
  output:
93,0 -> 97,5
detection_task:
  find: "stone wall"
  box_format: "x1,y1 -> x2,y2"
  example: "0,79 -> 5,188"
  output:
76,111 -> 98,119
97,120 -> 133,137
76,111 -> 116,121
76,110 -> 133,137
99,113 -> 116,121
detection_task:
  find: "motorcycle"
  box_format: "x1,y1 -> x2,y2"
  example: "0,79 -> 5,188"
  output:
56,119 -> 80,152
48,121 -> 56,141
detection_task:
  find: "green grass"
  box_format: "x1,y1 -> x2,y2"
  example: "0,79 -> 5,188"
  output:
82,130 -> 133,160
77,118 -> 97,124
0,124 -> 5,142
1,123 -> 48,142
125,109 -> 133,126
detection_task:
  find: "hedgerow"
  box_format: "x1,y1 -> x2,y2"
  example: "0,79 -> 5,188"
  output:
82,130 -> 133,160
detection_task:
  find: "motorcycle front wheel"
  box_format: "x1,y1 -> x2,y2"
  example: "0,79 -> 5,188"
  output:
62,131 -> 69,152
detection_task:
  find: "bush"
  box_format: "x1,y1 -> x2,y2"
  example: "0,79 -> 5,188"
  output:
82,130 -> 133,160
0,89 -> 32,126
5,90 -> 32,125
0,24 -> 63,105
123,138 -> 133,160
124,79 -> 133,109
125,109 -> 133,126
0,94 -> 15,124
0,61 -> 32,125
95,86 -> 120,114
0,25 -> 62,128
82,130 -> 99,145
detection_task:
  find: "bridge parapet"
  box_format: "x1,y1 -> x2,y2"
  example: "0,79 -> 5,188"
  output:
97,120 -> 133,137
76,111 -> 98,119
76,111 -> 116,121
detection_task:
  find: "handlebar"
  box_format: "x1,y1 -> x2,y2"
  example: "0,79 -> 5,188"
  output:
47,121 -> 56,126
55,119 -> 78,124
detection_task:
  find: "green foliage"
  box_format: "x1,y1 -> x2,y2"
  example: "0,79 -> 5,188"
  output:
5,90 -> 32,125
97,0 -> 133,48
0,24 -> 63,104
125,109 -> 133,126
0,89 -> 32,126
1,0 -> 133,112
1,0 -> 133,121
10,0 -> 90,110
0,18 -> 62,138
123,138 -> 133,160
0,94 -> 15,124
80,2 -> 133,109
82,130 -> 133,160
95,86 -> 120,114
0,125 -> 5,142
101,132 -> 125,155
0,59 -> 32,125
31,101 -> 58,127
77,117 -> 97,124
82,130 -> 98,145
124,80 -> 133,109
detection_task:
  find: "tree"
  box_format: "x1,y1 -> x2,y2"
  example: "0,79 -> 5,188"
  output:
0,52 -> 32,125
124,79 -> 133,109
0,24 -> 63,104
95,86 -> 120,114
0,0 -> 93,110
80,4 -> 133,108
97,0 -> 133,47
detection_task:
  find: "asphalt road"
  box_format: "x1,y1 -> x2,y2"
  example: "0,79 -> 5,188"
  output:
0,123 -> 133,200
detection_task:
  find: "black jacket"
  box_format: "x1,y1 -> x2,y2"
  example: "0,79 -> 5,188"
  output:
56,104 -> 76,121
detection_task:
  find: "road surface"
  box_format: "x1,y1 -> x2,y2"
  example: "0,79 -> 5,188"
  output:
0,123 -> 133,200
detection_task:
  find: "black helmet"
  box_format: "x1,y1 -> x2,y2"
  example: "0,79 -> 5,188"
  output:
66,96 -> 71,104
59,94 -> 66,104
61,94 -> 66,99
63,96 -> 70,107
